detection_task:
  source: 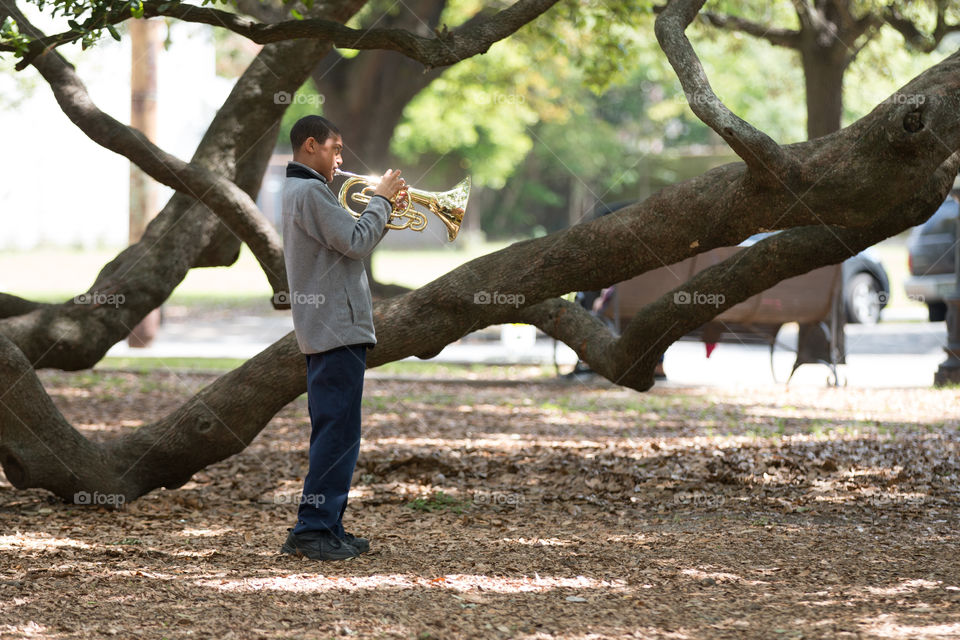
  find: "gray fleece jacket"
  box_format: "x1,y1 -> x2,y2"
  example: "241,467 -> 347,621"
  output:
281,161 -> 391,354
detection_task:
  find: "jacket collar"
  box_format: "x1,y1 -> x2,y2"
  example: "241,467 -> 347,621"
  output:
286,161 -> 328,183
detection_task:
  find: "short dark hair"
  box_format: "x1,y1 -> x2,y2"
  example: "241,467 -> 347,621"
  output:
290,115 -> 340,151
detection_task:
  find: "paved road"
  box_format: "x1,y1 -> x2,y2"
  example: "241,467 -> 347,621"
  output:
106,309 -> 951,388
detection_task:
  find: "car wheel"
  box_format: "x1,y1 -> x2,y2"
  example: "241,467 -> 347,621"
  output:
928,301 -> 948,322
845,273 -> 882,324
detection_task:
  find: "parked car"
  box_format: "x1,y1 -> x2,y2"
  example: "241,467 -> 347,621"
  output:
740,232 -> 889,324
905,196 -> 958,322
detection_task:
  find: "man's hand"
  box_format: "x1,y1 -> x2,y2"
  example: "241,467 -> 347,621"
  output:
373,169 -> 405,201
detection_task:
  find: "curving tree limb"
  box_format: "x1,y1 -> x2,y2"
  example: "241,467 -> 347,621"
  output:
699,11 -> 801,48
884,1 -> 960,53
0,0 -> 563,371
0,0 -> 369,369
29,48 -> 290,298
655,0 -> 794,180
7,0 -> 560,71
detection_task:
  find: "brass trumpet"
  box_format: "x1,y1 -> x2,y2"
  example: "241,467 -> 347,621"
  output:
334,168 -> 470,242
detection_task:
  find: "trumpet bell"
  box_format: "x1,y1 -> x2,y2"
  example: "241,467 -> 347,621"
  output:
426,176 -> 470,242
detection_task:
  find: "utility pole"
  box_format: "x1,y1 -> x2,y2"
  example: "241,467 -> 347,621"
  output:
127,18 -> 163,348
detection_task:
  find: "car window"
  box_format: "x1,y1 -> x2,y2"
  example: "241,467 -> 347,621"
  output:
920,198 -> 959,235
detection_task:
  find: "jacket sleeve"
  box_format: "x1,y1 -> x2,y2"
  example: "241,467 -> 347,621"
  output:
295,187 -> 391,260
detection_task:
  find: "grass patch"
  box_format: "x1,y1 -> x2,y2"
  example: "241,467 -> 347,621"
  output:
97,357 -> 247,373
371,360 -> 556,380
536,393 -> 697,414
407,491 -> 471,514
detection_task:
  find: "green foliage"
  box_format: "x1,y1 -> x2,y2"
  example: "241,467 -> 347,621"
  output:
1,16 -> 31,56
20,0 -> 156,50
391,45 -> 539,189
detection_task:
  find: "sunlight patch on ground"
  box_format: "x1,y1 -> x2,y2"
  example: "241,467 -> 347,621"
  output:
195,573 -> 627,595
502,537 -> 575,547
864,614 -> 960,638
179,527 -> 234,538
368,436 -> 629,452
0,533 -> 93,551
862,579 -> 945,596
0,622 -> 50,638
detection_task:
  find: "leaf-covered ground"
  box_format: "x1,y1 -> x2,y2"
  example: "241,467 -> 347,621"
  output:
1,366 -> 959,639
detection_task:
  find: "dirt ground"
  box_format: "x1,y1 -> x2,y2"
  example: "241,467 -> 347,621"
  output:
1,366 -> 959,639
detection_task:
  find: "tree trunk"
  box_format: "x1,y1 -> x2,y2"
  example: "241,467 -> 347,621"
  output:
801,43 -> 847,139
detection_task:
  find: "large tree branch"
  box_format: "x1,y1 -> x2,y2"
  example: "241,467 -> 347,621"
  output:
655,0 -> 795,180
38,63 -> 287,299
8,0 -> 560,71
362,47 -> 960,371
0,294 -> 54,320
1,154 -> 956,502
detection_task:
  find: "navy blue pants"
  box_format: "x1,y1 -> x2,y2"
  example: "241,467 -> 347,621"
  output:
292,344 -> 368,538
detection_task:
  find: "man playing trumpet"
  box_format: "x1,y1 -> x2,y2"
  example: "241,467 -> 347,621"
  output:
279,115 -> 404,561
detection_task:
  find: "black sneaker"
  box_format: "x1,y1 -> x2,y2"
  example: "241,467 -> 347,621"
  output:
343,532 -> 369,554
281,528 -> 360,561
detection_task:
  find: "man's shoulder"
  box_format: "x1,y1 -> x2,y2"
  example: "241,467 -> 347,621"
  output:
284,175 -> 335,200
